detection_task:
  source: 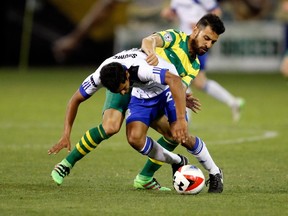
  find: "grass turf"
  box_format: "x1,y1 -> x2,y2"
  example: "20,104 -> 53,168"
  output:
0,68 -> 287,216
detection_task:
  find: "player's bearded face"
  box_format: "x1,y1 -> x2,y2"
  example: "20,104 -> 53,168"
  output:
191,26 -> 219,56
190,36 -> 205,56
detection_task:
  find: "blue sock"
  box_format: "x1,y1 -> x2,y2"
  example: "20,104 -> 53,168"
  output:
188,137 -> 203,155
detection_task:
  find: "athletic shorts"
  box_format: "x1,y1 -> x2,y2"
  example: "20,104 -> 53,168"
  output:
102,89 -> 131,115
126,88 -> 178,126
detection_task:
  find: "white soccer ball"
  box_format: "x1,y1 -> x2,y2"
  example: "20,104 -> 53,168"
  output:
173,165 -> 205,195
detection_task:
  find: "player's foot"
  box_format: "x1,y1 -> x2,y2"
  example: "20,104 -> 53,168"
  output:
133,175 -> 171,191
172,154 -> 189,175
51,159 -> 71,185
206,169 -> 223,193
231,98 -> 245,123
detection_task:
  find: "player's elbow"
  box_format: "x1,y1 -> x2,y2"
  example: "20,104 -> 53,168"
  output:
141,37 -> 152,49
165,74 -> 183,88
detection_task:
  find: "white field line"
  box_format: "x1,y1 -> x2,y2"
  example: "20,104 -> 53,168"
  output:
207,131 -> 278,145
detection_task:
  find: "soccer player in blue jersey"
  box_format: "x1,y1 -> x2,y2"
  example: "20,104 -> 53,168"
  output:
48,14 -> 224,193
99,51 -> 222,193
49,48 -> 191,187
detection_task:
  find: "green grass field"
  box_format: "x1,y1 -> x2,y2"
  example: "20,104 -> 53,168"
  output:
0,68 -> 287,216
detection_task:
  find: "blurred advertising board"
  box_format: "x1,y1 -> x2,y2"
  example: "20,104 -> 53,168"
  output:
115,21 -> 285,72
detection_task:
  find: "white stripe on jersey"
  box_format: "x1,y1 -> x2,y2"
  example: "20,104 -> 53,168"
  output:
153,67 -> 162,75
82,81 -> 91,90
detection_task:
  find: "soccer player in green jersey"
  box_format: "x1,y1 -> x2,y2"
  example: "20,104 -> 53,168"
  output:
48,14 -> 224,193
134,13 -> 225,193
161,0 -> 245,123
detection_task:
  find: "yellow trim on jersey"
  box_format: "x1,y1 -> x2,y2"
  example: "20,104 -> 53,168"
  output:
149,158 -> 164,166
155,29 -> 200,87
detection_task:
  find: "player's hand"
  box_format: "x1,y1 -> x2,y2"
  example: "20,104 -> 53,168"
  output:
48,136 -> 71,155
161,7 -> 177,21
52,34 -> 79,62
186,93 -> 201,113
145,53 -> 159,66
171,119 -> 188,143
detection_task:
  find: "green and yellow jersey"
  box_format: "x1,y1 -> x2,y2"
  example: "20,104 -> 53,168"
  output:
155,29 -> 200,87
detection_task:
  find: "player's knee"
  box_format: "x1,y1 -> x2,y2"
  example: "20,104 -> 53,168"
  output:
126,130 -> 146,151
102,122 -> 121,136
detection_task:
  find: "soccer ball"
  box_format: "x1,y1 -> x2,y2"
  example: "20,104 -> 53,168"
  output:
173,165 -> 205,195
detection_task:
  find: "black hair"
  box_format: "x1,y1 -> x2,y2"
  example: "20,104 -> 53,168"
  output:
100,62 -> 127,93
196,13 -> 225,35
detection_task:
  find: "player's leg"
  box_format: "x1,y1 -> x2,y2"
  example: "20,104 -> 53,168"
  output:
165,98 -> 223,193
193,54 -> 245,122
64,108 -> 124,165
127,95 -> 188,190
181,135 -> 223,193
133,115 -> 179,190
133,86 -> 224,193
51,90 -> 130,185
162,92 -> 224,193
126,121 -> 187,190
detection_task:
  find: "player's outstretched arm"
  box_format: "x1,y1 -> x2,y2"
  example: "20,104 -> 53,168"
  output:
52,0 -> 118,62
164,71 -> 188,143
48,90 -> 87,154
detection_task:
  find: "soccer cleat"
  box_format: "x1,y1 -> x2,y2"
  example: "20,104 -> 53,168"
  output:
231,97 -> 245,123
172,154 -> 189,176
51,161 -> 71,185
133,175 -> 171,191
205,169 -> 224,193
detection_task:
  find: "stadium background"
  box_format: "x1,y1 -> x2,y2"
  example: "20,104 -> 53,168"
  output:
1,0 -> 286,72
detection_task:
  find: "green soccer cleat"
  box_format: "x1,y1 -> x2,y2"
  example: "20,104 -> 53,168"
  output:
51,159 -> 71,185
133,175 -> 171,191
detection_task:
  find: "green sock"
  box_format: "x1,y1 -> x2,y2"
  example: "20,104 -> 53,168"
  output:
66,124 -> 110,166
138,136 -> 178,177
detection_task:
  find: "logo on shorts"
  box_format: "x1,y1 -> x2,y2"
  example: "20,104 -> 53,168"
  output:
126,109 -> 131,119
163,32 -> 172,42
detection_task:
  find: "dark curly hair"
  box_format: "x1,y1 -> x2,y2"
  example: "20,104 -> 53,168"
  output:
100,62 -> 127,93
197,13 -> 225,35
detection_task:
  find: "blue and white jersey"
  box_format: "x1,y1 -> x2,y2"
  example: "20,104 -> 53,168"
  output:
79,48 -> 178,99
171,0 -> 219,34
